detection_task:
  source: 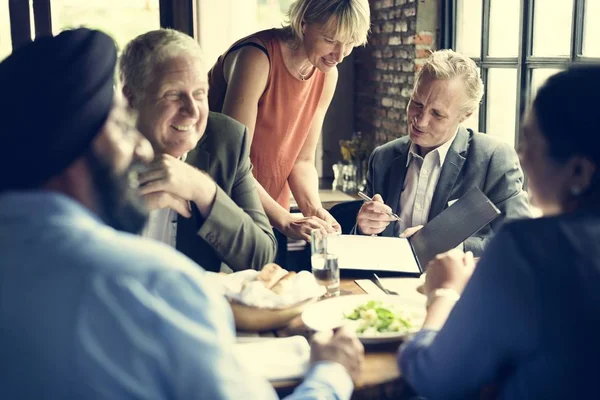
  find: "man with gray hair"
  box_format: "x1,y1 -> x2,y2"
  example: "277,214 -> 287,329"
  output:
119,29 -> 277,273
356,49 -> 531,256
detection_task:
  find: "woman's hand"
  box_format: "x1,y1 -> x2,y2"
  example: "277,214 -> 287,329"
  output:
281,214 -> 336,241
424,249 -> 476,297
314,208 -> 342,233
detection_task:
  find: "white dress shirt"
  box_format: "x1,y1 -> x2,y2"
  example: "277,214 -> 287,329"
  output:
141,154 -> 187,247
398,132 -> 457,233
142,207 -> 179,247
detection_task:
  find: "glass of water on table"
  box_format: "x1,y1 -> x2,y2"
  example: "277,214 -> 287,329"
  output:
310,229 -> 340,297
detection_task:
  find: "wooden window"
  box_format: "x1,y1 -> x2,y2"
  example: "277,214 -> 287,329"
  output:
4,0 -> 196,59
442,0 -> 600,149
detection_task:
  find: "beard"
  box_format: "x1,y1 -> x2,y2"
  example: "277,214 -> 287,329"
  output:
84,148 -> 149,234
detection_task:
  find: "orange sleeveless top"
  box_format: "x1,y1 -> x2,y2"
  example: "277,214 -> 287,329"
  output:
208,29 -> 326,210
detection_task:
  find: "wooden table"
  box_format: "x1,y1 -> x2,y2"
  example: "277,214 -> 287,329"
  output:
270,279 -> 416,399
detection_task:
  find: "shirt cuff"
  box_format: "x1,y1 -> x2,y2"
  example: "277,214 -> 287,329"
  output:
397,329 -> 439,375
302,361 -> 354,400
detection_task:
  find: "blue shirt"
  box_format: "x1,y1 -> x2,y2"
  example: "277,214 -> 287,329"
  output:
398,210 -> 600,399
0,191 -> 352,400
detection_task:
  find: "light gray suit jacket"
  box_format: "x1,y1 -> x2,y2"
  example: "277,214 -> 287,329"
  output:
364,127 -> 532,256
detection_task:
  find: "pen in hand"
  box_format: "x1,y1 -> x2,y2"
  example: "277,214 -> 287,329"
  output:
357,191 -> 401,221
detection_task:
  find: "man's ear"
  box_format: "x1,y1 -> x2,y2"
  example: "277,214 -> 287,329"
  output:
459,111 -> 473,124
122,84 -> 135,108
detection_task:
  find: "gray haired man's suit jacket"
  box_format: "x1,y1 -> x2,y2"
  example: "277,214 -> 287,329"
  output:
364,126 -> 532,256
176,112 -> 277,272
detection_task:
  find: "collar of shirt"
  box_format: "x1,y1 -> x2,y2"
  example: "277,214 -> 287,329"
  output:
406,128 -> 459,167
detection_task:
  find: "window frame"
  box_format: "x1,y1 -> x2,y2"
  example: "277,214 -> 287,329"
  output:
8,0 -> 34,49
442,0 -> 600,150
7,0 -> 195,52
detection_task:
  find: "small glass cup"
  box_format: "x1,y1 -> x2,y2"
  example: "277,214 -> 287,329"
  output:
310,230 -> 340,297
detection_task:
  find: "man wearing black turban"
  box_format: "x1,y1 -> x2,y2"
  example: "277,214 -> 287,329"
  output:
0,27 -> 150,233
0,28 -> 363,400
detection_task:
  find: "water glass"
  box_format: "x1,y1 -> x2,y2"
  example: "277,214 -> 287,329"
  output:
310,230 -> 340,297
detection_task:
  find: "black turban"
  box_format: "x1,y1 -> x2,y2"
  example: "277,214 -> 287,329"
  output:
0,28 -> 117,190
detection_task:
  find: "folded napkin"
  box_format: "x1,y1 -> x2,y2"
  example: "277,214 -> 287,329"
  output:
206,270 -> 325,308
355,279 -> 386,295
234,336 -> 310,381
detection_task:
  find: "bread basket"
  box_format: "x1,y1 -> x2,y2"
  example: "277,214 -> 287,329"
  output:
230,296 -> 319,331
208,266 -> 325,332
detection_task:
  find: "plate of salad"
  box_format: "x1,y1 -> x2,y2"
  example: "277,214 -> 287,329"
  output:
302,294 -> 425,344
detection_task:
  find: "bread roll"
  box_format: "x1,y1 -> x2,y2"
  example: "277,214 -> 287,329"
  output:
270,272 -> 296,295
255,263 -> 287,289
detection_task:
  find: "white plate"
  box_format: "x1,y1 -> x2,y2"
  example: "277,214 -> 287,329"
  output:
301,294 -> 426,344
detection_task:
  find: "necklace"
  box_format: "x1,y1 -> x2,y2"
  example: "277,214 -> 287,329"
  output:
289,41 -> 313,80
297,65 -> 313,81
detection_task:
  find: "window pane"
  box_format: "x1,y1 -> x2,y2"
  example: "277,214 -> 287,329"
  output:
258,0 -> 291,27
486,69 -> 518,146
532,0 -> 573,57
456,0 -> 482,57
531,68 -> 563,102
0,0 -> 12,61
488,0 -> 520,57
583,0 -> 600,56
198,0 -> 287,75
51,0 -> 160,52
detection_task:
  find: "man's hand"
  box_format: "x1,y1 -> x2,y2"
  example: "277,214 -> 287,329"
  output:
142,191 -> 192,218
314,207 -> 342,233
138,154 -> 217,217
356,194 -> 396,235
399,225 -> 423,238
424,249 -> 476,297
310,326 -> 364,382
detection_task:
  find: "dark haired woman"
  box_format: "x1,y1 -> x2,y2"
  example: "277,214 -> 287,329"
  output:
399,65 -> 600,399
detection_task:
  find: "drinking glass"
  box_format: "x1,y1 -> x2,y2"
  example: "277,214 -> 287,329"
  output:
310,229 -> 340,297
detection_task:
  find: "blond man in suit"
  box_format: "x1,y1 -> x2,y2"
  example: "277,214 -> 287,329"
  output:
357,50 -> 531,256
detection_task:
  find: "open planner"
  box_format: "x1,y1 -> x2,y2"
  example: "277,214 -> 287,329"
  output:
327,187 -> 501,274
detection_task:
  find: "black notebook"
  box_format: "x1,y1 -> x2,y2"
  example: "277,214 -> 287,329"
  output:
329,187 -> 501,274
409,186 -> 501,270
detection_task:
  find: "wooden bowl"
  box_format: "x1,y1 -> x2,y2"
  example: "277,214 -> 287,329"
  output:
230,297 -> 318,332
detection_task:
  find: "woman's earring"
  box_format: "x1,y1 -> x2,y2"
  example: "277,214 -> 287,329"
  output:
570,186 -> 582,196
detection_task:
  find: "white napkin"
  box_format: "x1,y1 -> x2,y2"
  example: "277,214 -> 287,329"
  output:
355,278 -> 426,307
355,279 -> 386,295
234,336 -> 310,381
205,270 -> 325,308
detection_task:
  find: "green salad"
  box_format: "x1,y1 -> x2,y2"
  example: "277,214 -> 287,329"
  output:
344,300 -> 413,335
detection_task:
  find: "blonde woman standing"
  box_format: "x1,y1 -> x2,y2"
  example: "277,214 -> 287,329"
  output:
208,0 -> 370,247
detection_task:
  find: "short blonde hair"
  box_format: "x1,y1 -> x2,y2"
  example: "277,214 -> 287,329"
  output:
414,49 -> 484,114
119,29 -> 204,101
285,0 -> 370,46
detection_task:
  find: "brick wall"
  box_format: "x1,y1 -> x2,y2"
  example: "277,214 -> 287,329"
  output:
354,0 -> 437,146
